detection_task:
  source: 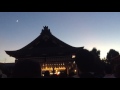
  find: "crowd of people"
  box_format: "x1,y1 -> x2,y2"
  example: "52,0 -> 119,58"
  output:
0,49 -> 120,78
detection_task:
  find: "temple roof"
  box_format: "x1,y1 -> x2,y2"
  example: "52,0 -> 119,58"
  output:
5,26 -> 84,58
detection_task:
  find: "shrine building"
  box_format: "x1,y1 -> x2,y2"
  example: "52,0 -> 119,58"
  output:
5,26 -> 84,76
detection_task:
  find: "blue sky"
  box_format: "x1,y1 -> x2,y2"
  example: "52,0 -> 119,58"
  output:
0,12 -> 120,63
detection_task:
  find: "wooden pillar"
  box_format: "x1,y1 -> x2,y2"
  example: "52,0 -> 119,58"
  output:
40,64 -> 42,76
76,65 -> 79,75
53,67 -> 55,74
15,59 -> 18,63
38,62 -> 41,76
66,67 -> 69,75
40,67 -> 42,76
65,65 -> 69,75
65,62 -> 69,75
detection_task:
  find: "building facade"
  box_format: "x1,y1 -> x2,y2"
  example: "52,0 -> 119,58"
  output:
5,26 -> 84,76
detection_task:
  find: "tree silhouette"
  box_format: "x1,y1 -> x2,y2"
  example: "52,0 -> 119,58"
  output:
101,57 -> 107,63
107,49 -> 119,63
90,47 -> 100,60
90,47 -> 105,76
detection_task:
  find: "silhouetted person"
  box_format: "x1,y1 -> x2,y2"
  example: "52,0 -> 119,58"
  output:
103,64 -> 115,78
69,72 -> 75,77
11,60 -> 41,78
51,74 -> 58,78
59,72 -> 67,78
44,71 -> 50,78
0,69 -> 7,78
114,64 -> 120,78
93,63 -> 105,78
75,49 -> 96,78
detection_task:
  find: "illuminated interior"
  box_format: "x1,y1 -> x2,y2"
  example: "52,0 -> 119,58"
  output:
42,67 -> 66,75
41,61 -> 77,76
41,62 -> 67,75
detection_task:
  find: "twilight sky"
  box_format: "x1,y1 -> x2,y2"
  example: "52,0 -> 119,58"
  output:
0,12 -> 120,63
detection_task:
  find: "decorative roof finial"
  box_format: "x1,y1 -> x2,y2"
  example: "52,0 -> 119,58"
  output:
43,26 -> 48,30
41,26 -> 51,35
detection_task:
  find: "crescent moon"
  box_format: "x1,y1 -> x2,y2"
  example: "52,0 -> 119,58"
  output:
16,20 -> 18,22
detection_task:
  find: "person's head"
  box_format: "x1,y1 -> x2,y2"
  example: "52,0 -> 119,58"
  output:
75,49 -> 95,74
12,59 -> 41,78
44,71 -> 50,77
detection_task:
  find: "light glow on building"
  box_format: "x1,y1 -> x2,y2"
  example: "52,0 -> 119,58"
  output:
72,55 -> 76,58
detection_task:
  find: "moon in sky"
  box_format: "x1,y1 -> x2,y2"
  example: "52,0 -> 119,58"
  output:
16,20 -> 18,22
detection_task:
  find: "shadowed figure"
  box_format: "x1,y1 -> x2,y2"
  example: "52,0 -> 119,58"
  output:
44,71 -> 50,78
11,60 -> 41,78
114,64 -> 120,78
103,64 -> 115,78
0,64 -> 7,78
0,69 -> 7,78
75,49 -> 96,78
